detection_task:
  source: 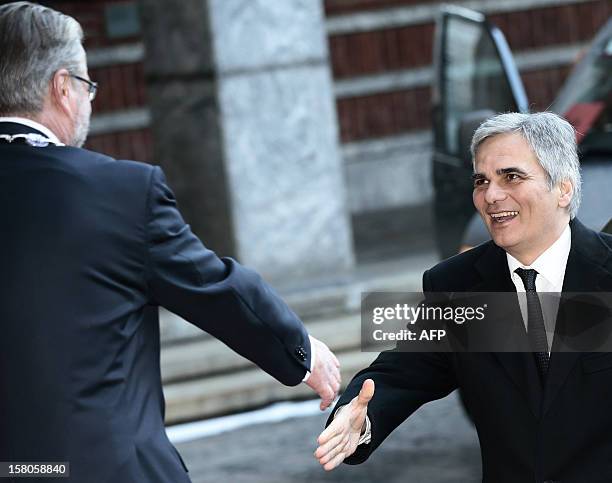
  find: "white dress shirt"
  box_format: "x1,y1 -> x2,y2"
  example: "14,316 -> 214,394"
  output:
507,224 -> 571,351
0,116 -> 63,145
302,335 -> 316,382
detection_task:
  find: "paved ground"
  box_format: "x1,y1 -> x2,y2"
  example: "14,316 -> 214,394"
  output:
175,391 -> 482,483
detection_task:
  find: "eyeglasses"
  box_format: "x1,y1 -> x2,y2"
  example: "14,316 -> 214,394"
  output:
70,74 -> 98,101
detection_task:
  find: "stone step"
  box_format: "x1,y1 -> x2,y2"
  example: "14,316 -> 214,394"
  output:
161,314 -> 362,384
163,349 -> 377,425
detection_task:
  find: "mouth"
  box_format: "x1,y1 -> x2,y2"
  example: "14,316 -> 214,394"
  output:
489,211 -> 519,224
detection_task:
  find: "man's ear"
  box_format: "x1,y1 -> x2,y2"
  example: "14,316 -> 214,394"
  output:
49,69 -> 73,114
558,179 -> 573,209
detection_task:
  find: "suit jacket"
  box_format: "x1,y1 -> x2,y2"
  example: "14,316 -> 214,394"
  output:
334,219 -> 612,483
0,122 -> 311,482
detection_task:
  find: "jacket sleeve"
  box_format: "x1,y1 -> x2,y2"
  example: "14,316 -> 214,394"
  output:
144,166 -> 310,386
328,268 -> 457,464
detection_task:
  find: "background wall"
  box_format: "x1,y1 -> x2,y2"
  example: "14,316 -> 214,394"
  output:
39,0 -> 610,264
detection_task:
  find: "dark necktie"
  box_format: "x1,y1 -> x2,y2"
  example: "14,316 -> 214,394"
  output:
515,268 -> 550,380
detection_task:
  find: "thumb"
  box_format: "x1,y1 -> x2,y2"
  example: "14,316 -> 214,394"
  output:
356,379 -> 375,408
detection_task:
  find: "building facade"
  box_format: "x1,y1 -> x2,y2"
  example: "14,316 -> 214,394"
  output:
41,0 -> 612,268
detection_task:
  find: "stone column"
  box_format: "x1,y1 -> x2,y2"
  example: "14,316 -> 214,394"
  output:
139,0 -> 354,284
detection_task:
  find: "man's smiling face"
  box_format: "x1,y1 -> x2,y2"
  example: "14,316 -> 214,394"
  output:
472,132 -> 571,265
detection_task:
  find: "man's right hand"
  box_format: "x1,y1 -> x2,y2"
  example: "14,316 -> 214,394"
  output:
305,336 -> 341,410
314,379 -> 375,471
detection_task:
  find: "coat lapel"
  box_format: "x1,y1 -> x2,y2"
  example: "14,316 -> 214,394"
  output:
473,243 -> 543,417
543,219 -> 612,415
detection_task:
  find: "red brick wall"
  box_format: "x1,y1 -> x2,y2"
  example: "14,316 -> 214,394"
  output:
329,1 -> 611,79
338,86 -> 431,141
43,0 -> 141,48
330,0 -> 609,142
50,0 -> 606,151
90,63 -> 147,114
489,1 -> 612,50
86,129 -> 153,162
43,1 -> 153,161
337,65 -> 573,142
330,24 -> 435,78
325,0 -> 439,16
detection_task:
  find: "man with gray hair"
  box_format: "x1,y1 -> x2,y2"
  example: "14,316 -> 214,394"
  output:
0,3 -> 341,482
316,112 -> 612,482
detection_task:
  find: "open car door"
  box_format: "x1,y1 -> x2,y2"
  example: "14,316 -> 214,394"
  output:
431,5 -> 529,258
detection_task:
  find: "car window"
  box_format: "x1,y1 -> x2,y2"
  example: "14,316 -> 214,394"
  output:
433,5 -> 528,157
551,18 -> 612,153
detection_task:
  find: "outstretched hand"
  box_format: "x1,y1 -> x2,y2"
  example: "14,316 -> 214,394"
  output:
314,379 -> 375,471
305,336 -> 341,410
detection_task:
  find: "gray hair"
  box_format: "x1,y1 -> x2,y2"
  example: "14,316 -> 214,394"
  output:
471,112 -> 582,218
0,2 -> 84,116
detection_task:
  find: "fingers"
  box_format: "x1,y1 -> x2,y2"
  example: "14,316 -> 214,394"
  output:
314,431 -> 345,460
327,361 -> 341,395
315,399 -> 363,471
305,336 -> 342,410
306,374 -> 338,411
319,383 -> 336,410
356,379 -> 375,408
318,376 -> 340,411
317,415 -> 344,445
320,344 -> 341,399
322,449 -> 348,471
315,429 -> 351,470
318,437 -> 349,467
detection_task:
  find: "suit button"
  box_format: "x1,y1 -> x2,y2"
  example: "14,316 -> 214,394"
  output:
295,346 -> 307,361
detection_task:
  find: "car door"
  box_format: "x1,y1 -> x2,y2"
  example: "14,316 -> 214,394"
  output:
550,18 -> 612,233
431,5 -> 529,258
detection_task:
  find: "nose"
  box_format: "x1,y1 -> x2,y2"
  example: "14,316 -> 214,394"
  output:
483,181 -> 507,205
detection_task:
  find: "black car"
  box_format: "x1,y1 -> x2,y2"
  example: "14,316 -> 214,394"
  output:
431,6 -> 612,257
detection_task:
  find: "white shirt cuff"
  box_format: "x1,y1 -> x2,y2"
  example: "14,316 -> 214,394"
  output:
301,335 -> 316,383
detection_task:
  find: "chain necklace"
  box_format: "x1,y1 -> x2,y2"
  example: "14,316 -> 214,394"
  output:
0,133 -> 65,147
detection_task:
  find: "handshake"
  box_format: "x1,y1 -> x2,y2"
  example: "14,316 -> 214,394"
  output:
306,337 -> 375,472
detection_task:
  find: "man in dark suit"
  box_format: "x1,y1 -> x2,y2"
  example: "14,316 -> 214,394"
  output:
316,112 -> 612,482
0,3 -> 341,482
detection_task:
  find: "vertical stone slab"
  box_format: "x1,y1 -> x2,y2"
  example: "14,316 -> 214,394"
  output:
139,0 -> 236,255
140,0 -> 354,283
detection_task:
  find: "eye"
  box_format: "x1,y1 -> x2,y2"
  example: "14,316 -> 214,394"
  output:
505,173 -> 522,182
473,178 -> 488,187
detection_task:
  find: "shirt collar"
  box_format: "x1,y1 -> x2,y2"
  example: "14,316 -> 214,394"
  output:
507,223 -> 571,290
0,117 -> 63,145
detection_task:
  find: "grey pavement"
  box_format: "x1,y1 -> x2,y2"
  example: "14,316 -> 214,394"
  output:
175,391 -> 482,483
